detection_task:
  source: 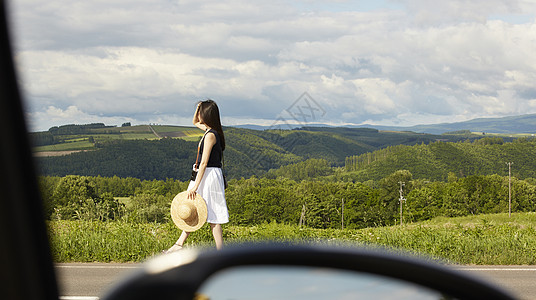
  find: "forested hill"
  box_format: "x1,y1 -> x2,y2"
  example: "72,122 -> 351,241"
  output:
344,138 -> 536,182
33,124 -> 527,181
35,126 -> 384,180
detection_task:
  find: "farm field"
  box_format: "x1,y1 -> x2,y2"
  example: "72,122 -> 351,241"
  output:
34,139 -> 95,152
33,125 -> 203,154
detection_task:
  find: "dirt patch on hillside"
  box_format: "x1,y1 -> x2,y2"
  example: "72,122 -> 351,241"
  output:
159,132 -> 186,138
33,150 -> 92,157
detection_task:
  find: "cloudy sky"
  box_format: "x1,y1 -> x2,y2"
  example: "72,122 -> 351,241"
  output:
8,0 -> 536,132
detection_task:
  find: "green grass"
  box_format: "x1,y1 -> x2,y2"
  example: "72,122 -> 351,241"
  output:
48,221 -> 178,262
115,197 -> 131,206
151,125 -> 196,133
118,133 -> 159,140
479,132 -> 536,138
91,125 -> 151,134
181,136 -> 203,142
47,212 -> 536,264
34,140 -> 95,152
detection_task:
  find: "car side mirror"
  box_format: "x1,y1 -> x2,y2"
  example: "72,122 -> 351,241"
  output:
101,243 -> 516,300
198,265 -> 449,299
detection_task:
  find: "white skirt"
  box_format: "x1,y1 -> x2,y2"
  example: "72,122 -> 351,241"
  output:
188,167 -> 229,224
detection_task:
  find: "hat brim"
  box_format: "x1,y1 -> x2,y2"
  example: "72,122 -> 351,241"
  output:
170,191 -> 208,231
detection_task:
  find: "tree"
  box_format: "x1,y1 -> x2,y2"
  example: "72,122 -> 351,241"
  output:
406,181 -> 443,221
49,175 -> 123,220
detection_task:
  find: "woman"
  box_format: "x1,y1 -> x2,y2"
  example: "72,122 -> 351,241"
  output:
166,100 -> 228,251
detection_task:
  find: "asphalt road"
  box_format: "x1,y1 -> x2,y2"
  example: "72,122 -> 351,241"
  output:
453,266 -> 536,300
56,263 -> 536,300
56,263 -> 141,300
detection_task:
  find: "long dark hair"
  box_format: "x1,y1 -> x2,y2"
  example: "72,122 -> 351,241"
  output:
198,99 -> 225,150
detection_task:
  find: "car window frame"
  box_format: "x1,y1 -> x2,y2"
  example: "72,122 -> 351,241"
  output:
0,1 -> 59,299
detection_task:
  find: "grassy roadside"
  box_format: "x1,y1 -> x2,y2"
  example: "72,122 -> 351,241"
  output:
48,212 -> 536,264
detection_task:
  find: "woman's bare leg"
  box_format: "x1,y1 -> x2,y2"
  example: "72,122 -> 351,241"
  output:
176,231 -> 190,246
210,223 -> 223,250
165,231 -> 189,252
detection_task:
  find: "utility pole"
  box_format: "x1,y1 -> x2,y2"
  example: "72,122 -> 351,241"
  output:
299,203 -> 306,227
341,198 -> 345,230
507,162 -> 513,218
398,181 -> 406,226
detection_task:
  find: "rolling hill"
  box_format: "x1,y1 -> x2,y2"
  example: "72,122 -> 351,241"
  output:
30,124 -> 456,179
31,120 -> 533,181
238,113 -> 536,135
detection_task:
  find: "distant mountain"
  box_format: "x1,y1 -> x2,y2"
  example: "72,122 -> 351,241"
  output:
233,124 -> 275,130
366,114 -> 536,134
236,114 -> 536,134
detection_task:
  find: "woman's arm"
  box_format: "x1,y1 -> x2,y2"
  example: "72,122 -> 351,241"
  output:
193,103 -> 208,131
187,131 -> 216,199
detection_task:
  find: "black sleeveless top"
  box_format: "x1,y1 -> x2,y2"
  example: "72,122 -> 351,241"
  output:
196,129 -> 222,168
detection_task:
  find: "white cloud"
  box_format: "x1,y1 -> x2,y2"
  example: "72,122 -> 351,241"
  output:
9,0 -> 536,132
400,0 -> 530,25
27,106 -> 132,130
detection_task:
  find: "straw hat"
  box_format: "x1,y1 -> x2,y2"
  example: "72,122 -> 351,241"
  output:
170,191 -> 207,231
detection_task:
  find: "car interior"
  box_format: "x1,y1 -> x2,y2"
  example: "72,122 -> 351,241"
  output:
0,1 -> 518,299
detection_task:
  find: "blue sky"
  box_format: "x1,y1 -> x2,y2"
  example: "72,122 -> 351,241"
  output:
8,0 -> 536,131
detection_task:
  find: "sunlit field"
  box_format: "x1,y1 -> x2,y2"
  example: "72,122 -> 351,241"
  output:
48,212 -> 536,264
